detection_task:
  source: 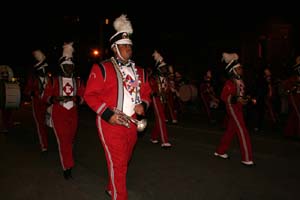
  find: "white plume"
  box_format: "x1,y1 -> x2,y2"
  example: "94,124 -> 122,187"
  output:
113,14 -> 133,34
222,52 -> 239,64
61,42 -> 74,59
152,50 -> 163,63
33,50 -> 46,62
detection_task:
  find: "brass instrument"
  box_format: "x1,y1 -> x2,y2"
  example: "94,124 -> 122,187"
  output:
113,107 -> 147,132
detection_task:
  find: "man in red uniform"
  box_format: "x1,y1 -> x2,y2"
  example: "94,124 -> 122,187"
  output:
84,15 -> 151,200
214,52 -> 255,166
23,49 -> 51,152
283,56 -> 300,138
148,65 -> 172,148
42,42 -> 85,179
152,50 -> 178,124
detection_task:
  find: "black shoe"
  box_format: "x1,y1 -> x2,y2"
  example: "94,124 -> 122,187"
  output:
63,168 -> 73,180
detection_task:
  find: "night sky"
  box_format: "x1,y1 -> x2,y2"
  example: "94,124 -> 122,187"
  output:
0,10 -> 299,80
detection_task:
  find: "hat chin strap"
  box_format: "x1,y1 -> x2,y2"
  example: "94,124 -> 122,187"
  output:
60,65 -> 73,77
60,65 -> 66,74
232,68 -> 242,80
114,44 -> 127,63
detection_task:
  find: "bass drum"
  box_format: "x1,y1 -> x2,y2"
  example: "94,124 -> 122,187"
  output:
0,81 -> 21,109
178,84 -> 198,102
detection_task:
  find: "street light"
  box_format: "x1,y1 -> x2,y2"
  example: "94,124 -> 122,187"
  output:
92,49 -> 100,57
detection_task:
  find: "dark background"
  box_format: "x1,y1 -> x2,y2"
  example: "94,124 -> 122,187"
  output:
1,11 -> 299,82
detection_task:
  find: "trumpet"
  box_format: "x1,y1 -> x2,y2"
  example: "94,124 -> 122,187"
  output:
113,107 -> 148,132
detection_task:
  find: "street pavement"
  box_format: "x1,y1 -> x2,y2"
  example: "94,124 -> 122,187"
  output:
1,103 -> 300,200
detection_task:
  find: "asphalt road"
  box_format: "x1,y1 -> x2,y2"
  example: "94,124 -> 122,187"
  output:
1,103 -> 300,200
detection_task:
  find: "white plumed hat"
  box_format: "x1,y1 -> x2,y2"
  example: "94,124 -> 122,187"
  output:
32,49 -> 48,69
152,50 -> 166,68
109,14 -> 133,48
222,52 -> 240,73
59,42 -> 74,66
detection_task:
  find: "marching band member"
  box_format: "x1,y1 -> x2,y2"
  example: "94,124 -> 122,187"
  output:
148,64 -> 172,148
42,42 -> 85,179
199,69 -> 220,124
23,49 -> 51,152
84,15 -> 151,199
283,56 -> 300,138
152,50 -> 178,124
214,52 -> 255,166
